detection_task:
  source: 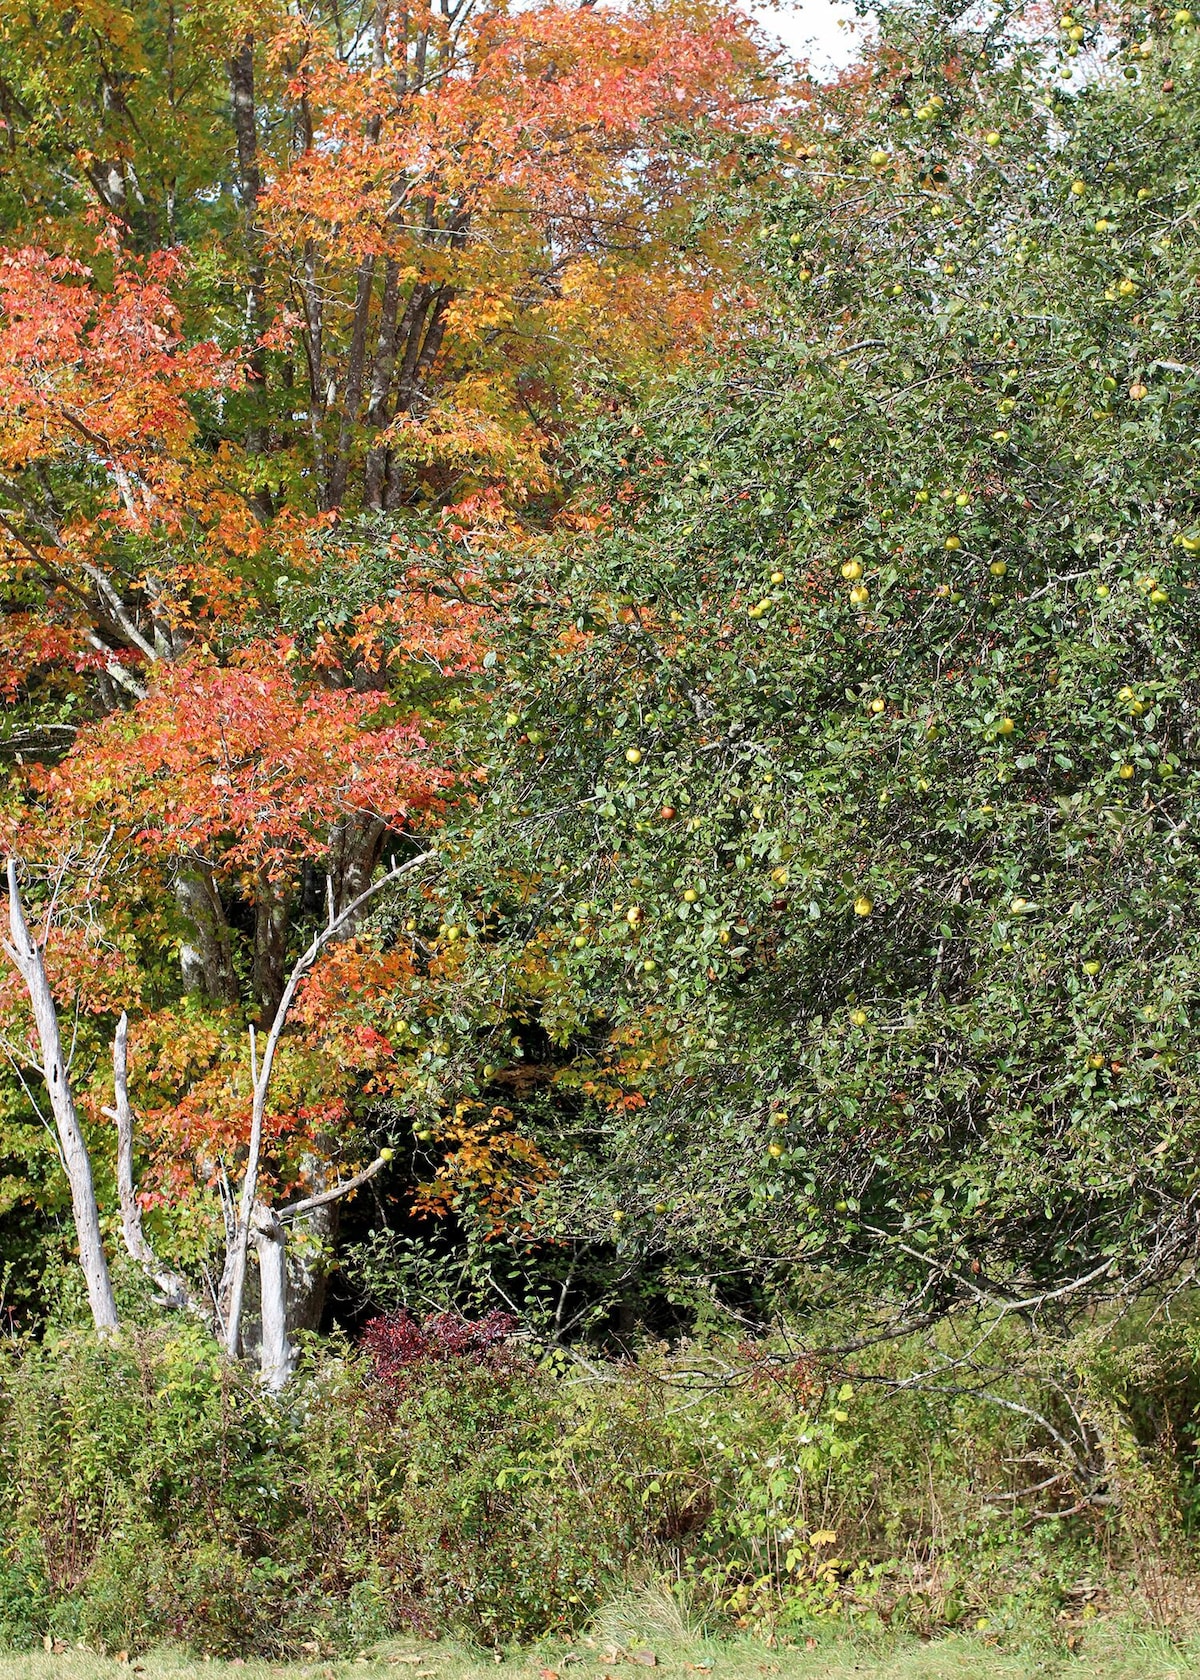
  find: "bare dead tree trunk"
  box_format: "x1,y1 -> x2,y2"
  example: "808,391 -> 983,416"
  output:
2,857 -> 119,1333
258,1154 -> 389,1388
253,1201 -> 296,1390
223,848 -> 437,1361
104,1011 -> 194,1310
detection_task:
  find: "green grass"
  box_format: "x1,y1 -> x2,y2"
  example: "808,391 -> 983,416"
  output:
2,1625 -> 1199,1680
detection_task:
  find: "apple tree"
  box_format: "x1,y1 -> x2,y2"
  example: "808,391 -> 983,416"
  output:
435,0 -> 1200,1339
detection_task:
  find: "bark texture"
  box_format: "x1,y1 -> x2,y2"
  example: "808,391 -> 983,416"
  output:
3,857 -> 120,1333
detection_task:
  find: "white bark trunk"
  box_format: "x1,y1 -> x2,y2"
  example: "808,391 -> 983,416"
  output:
105,1011 -> 194,1310
254,1202 -> 297,1391
223,849 -> 435,1360
2,857 -> 119,1333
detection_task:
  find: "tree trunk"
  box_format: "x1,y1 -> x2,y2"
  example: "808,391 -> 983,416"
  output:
223,851 -> 435,1363
2,858 -> 119,1333
174,866 -> 238,1004
326,256 -> 377,510
286,1159 -> 341,1336
254,1202 -> 297,1391
329,814 -> 387,918
106,1011 -> 194,1310
253,880 -> 291,1024
228,32 -> 274,517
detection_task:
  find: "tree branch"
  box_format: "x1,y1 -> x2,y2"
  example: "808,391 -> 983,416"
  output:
276,1152 -> 388,1221
223,846 -> 438,1356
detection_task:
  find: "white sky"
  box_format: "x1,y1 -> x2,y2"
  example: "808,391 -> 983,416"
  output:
748,1 -> 871,75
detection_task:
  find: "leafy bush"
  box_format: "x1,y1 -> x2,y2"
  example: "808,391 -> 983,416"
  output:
3,1317 -> 1196,1654
361,1309 -> 519,1388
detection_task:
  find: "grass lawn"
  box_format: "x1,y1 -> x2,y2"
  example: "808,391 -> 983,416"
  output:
2,1625 -> 1198,1680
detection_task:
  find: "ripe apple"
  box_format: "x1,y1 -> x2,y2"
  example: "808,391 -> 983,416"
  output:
841,559 -> 864,580
945,536 -> 962,551
771,569 -> 786,585
853,895 -> 873,917
850,585 -> 870,607
869,697 -> 886,713
768,1142 -> 784,1158
849,1008 -> 867,1026
1083,960 -> 1101,975
573,933 -> 588,949
1087,1052 -> 1105,1070
660,806 -> 676,821
655,1202 -> 668,1215
379,1148 -> 395,1162
985,130 -> 1001,145
1119,764 -> 1135,779
997,717 -> 1015,735
990,560 -> 1007,576
626,906 -> 643,926
626,747 -> 643,764
683,888 -> 699,903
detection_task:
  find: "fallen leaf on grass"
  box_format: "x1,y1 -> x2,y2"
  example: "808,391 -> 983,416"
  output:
629,1654 -> 656,1668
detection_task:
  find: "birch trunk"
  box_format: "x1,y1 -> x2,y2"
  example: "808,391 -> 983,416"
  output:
106,1011 -> 194,1310
2,858 -> 119,1333
223,848 -> 437,1361
254,1202 -> 297,1391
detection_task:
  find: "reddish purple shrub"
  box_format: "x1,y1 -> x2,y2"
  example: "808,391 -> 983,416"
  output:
361,1308 -> 517,1390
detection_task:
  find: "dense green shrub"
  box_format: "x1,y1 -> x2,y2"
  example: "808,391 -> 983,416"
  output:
0,1323 -> 624,1653
2,1317 -> 1194,1654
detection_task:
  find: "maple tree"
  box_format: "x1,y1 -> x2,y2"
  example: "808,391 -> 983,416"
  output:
0,0 -> 780,1365
0,0 -> 773,986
